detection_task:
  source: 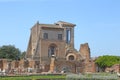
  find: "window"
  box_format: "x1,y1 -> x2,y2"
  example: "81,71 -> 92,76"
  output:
68,55 -> 74,60
58,34 -> 62,40
44,33 -> 48,39
66,29 -> 70,44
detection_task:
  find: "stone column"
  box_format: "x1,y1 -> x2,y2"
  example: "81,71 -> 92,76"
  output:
50,55 -> 55,73
64,28 -> 66,42
70,28 -> 74,48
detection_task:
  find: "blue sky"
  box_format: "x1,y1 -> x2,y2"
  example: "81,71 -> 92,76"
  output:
0,0 -> 120,57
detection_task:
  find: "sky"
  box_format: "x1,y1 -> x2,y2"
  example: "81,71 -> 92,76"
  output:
0,0 -> 120,57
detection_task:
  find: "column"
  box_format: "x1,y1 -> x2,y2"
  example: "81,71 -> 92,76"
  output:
70,28 -> 74,48
64,28 -> 66,42
50,56 -> 55,73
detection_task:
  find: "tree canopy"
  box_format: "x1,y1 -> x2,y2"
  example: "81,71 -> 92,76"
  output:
20,51 -> 26,59
95,55 -> 120,71
0,45 -> 21,60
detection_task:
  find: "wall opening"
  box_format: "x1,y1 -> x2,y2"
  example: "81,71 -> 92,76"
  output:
68,55 -> 74,60
48,44 -> 57,57
66,28 -> 71,44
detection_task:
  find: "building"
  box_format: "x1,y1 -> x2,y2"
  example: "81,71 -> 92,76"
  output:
25,21 -> 96,73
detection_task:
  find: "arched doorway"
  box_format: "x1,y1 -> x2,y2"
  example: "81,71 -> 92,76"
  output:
48,44 -> 57,57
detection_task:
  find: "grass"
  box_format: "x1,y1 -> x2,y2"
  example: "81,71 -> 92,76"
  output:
0,73 -> 119,80
66,73 -> 119,80
0,74 -> 66,80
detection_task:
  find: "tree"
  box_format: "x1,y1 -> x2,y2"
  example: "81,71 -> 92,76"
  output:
20,51 -> 26,59
0,45 -> 21,60
95,55 -> 120,72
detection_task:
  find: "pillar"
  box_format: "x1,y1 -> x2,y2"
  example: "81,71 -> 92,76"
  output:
70,28 -> 74,48
50,55 -> 55,73
64,28 -> 66,42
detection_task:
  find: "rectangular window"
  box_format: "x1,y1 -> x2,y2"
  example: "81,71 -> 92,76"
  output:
58,34 -> 62,40
66,29 -> 70,44
44,33 -> 48,39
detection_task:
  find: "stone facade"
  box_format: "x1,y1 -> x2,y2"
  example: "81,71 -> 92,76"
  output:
25,21 -> 96,73
0,21 -> 97,74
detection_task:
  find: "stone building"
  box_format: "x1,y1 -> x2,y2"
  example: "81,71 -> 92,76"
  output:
25,21 -> 96,73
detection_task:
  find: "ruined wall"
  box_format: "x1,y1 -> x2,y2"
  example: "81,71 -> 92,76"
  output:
55,61 -> 76,73
84,60 -> 96,73
2,59 -> 8,71
79,43 -> 90,60
79,43 -> 97,73
26,22 -> 40,59
25,21 -> 97,74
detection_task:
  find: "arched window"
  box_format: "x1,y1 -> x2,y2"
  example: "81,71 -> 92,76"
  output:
48,44 -> 57,57
68,55 -> 74,60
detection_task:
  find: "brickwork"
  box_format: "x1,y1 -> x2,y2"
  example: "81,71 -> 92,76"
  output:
79,43 -> 90,61
0,21 -> 98,74
24,21 -> 96,73
105,64 -> 120,73
0,59 -> 8,71
0,21 -> 97,74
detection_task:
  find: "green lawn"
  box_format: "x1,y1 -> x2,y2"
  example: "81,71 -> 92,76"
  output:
0,73 -> 119,80
0,75 -> 66,80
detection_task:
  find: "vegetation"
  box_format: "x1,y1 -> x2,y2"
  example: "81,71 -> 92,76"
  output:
0,45 -> 25,60
66,73 -> 119,80
95,55 -> 120,71
20,51 -> 26,59
0,73 -> 119,80
0,75 -> 66,80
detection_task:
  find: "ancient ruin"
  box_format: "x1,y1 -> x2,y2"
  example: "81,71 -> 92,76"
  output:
25,21 -> 96,73
0,21 -> 97,75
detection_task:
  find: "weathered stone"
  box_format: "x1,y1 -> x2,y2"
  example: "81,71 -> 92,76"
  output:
79,43 -> 90,60
0,59 -> 8,71
0,21 -> 97,74
24,21 -> 96,73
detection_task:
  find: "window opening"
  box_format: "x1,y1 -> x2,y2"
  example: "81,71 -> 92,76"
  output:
58,34 -> 62,40
44,33 -> 48,39
66,28 -> 70,44
68,55 -> 74,60
48,46 -> 56,57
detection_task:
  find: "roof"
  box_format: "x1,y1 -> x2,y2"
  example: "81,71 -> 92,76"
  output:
55,21 -> 76,27
40,24 -> 64,29
33,21 -> 76,29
